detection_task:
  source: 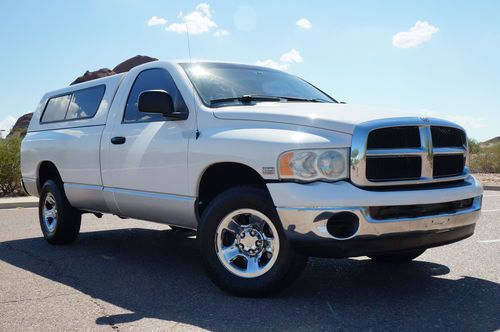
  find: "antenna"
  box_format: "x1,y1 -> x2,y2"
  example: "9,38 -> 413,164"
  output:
186,23 -> 192,63
185,23 -> 200,139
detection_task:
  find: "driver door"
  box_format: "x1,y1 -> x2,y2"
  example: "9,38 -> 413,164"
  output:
101,67 -> 196,227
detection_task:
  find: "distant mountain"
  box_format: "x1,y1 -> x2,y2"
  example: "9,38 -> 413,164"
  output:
480,136 -> 500,148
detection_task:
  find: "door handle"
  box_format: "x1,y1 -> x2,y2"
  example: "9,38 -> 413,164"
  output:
111,136 -> 126,145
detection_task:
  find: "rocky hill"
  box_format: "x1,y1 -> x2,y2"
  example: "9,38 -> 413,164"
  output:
7,113 -> 33,138
480,136 -> 500,148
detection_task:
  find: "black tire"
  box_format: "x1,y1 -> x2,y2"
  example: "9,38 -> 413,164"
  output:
199,186 -> 308,297
369,249 -> 426,263
39,180 -> 81,245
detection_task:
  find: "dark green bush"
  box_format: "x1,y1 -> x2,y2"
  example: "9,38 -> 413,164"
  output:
0,136 -> 23,196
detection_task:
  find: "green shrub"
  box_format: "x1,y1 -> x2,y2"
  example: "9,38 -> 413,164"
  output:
0,136 -> 22,196
469,143 -> 500,173
467,138 -> 481,154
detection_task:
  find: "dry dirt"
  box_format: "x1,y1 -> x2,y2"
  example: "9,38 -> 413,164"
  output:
473,173 -> 500,186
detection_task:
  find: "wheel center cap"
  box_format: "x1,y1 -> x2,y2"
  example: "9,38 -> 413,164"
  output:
238,229 -> 263,255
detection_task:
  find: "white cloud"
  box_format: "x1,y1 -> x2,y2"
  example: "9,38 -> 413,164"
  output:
165,3 -> 218,34
147,16 -> 167,26
392,21 -> 439,48
256,48 -> 304,71
255,60 -> 290,71
214,29 -> 229,37
296,18 -> 312,29
0,116 -> 16,138
280,48 -> 303,63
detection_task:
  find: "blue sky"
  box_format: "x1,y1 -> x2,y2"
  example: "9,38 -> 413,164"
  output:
0,0 -> 499,140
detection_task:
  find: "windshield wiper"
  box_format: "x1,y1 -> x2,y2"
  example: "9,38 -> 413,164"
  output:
209,94 -> 331,106
210,95 -> 281,105
276,96 -> 331,103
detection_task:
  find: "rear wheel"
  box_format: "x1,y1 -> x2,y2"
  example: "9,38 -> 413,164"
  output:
369,249 -> 426,263
199,186 -> 307,297
39,180 -> 81,244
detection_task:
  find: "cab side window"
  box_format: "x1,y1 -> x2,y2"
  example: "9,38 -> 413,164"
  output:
123,68 -> 188,123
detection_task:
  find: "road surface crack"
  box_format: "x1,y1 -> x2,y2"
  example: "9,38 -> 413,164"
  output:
89,297 -> 120,331
2,242 -> 81,287
0,292 -> 75,305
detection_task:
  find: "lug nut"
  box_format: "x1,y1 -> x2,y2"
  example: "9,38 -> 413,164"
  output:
238,244 -> 244,250
250,230 -> 256,237
248,249 -> 254,254
256,240 -> 262,246
240,233 -> 245,238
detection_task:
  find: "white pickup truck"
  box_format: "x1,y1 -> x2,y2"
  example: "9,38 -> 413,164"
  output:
21,61 -> 483,296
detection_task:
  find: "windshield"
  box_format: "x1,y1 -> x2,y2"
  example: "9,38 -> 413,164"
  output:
180,63 -> 336,107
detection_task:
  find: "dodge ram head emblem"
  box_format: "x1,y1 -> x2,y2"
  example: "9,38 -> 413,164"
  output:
420,117 -> 430,123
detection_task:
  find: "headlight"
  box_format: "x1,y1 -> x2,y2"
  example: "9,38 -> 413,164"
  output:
279,148 -> 349,182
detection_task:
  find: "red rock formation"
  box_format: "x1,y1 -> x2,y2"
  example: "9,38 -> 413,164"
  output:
71,68 -> 116,85
7,113 -> 33,138
113,55 -> 158,74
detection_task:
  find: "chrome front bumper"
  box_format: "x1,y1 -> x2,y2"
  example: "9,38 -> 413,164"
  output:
267,175 -> 483,257
277,197 -> 481,241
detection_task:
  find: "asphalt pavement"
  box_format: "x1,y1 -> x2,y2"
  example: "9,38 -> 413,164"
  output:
0,192 -> 499,331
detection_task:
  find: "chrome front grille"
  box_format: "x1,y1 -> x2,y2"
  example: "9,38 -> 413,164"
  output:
350,118 -> 468,187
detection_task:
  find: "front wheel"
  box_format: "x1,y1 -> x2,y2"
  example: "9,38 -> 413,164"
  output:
199,186 -> 307,297
369,249 -> 426,263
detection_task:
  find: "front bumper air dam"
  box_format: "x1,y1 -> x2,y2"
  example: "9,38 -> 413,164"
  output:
267,175 -> 483,258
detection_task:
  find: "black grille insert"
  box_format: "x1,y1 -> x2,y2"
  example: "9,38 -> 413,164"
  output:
433,155 -> 465,178
431,126 -> 466,147
366,157 -> 421,181
369,198 -> 474,220
367,126 -> 421,149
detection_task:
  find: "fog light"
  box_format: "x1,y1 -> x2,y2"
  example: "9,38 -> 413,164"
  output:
326,212 -> 359,239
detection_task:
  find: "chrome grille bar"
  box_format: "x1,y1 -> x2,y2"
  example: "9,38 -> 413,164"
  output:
420,126 -> 434,179
365,148 -> 425,157
434,147 -> 467,155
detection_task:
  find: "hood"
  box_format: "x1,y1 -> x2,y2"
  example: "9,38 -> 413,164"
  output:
213,102 -> 418,134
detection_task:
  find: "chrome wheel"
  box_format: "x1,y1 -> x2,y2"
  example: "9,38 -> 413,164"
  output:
42,193 -> 58,234
215,209 -> 280,278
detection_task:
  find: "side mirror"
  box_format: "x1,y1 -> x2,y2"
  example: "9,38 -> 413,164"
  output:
138,90 -> 186,119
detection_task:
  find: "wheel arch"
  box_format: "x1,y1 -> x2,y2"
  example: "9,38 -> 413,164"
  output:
37,160 -> 63,193
196,162 -> 271,219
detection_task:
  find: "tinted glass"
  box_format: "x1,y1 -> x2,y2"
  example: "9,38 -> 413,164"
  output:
180,63 -> 335,107
66,85 -> 105,120
124,68 -> 188,123
41,95 -> 71,123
